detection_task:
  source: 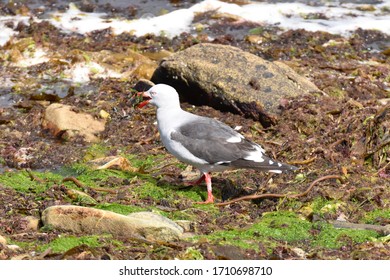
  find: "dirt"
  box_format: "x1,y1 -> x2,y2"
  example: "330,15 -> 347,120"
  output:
0,4 -> 389,260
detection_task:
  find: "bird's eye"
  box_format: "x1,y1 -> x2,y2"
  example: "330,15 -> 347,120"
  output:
150,91 -> 156,96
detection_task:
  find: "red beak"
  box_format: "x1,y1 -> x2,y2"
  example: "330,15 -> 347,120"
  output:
137,92 -> 152,108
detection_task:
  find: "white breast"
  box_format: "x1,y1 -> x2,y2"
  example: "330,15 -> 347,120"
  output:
157,108 -> 209,168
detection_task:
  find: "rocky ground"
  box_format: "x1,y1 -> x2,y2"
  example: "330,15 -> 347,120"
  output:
0,3 -> 389,260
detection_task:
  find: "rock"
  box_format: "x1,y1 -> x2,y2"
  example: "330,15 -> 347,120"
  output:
175,220 -> 194,232
211,245 -> 250,260
6,244 -> 21,251
41,205 -> 182,242
127,212 -> 184,240
291,247 -> 307,259
64,189 -> 97,206
23,216 -> 40,231
43,103 -> 105,142
0,235 -> 7,245
383,225 -> 390,235
133,79 -> 155,92
151,43 -> 320,127
88,49 -> 158,80
99,109 -> 110,120
63,49 -> 158,81
89,156 -> 138,172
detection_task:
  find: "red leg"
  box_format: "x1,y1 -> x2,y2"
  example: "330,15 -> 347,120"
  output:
195,173 -> 214,204
184,173 -> 205,186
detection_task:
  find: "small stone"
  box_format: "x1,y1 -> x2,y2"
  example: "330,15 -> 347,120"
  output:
42,103 -> 105,142
291,247 -> 307,259
0,235 -> 7,245
211,245 -> 250,260
90,156 -> 137,172
175,220 -> 194,232
23,216 -> 40,231
383,225 -> 390,235
245,35 -> 263,44
99,109 -> 110,120
7,244 -> 21,251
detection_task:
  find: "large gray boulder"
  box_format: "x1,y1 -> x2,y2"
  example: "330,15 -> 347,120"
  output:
151,43 -> 320,127
41,205 -> 183,242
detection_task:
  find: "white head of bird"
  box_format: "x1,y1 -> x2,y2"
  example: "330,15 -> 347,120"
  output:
138,84 -> 180,109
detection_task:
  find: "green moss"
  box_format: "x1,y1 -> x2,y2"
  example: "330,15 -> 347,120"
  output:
166,210 -> 196,221
193,211 -> 380,251
41,235 -> 102,253
124,154 -> 166,170
175,186 -> 207,203
132,179 -> 212,203
95,203 -> 145,215
78,169 -> 129,185
311,197 -> 330,214
9,240 -> 36,251
58,163 -> 133,188
57,156 -> 208,204
313,223 -> 379,248
56,163 -> 90,177
182,247 -> 204,260
248,27 -> 264,35
252,212 -> 312,241
0,170 -> 62,193
83,144 -> 111,162
134,181 -> 167,200
361,209 -> 390,224
328,87 -> 347,98
195,212 -> 311,250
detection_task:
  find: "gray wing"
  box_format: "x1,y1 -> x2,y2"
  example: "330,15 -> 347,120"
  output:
170,117 -> 261,164
171,116 -> 297,172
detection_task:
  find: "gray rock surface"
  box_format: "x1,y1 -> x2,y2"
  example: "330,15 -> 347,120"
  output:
151,43 -> 320,127
41,205 -> 182,242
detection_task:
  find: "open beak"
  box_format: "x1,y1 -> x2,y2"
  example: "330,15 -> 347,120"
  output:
137,91 -> 152,108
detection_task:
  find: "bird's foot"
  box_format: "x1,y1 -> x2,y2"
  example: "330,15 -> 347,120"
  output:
195,192 -> 214,204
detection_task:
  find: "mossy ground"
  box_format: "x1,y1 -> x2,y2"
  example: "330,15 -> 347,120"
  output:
0,157 -> 387,259
0,2 -> 389,260
194,211 -> 381,252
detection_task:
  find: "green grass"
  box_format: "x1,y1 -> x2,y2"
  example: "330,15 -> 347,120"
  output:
40,235 -> 102,253
194,211 -> 380,251
82,143 -> 111,162
0,170 -> 63,193
313,223 -> 379,248
361,209 -> 390,224
123,154 -> 166,170
94,203 -> 145,215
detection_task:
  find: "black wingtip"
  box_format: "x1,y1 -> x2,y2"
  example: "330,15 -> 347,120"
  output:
225,157 -> 298,173
278,162 -> 298,173
262,158 -> 298,173
287,163 -> 298,171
